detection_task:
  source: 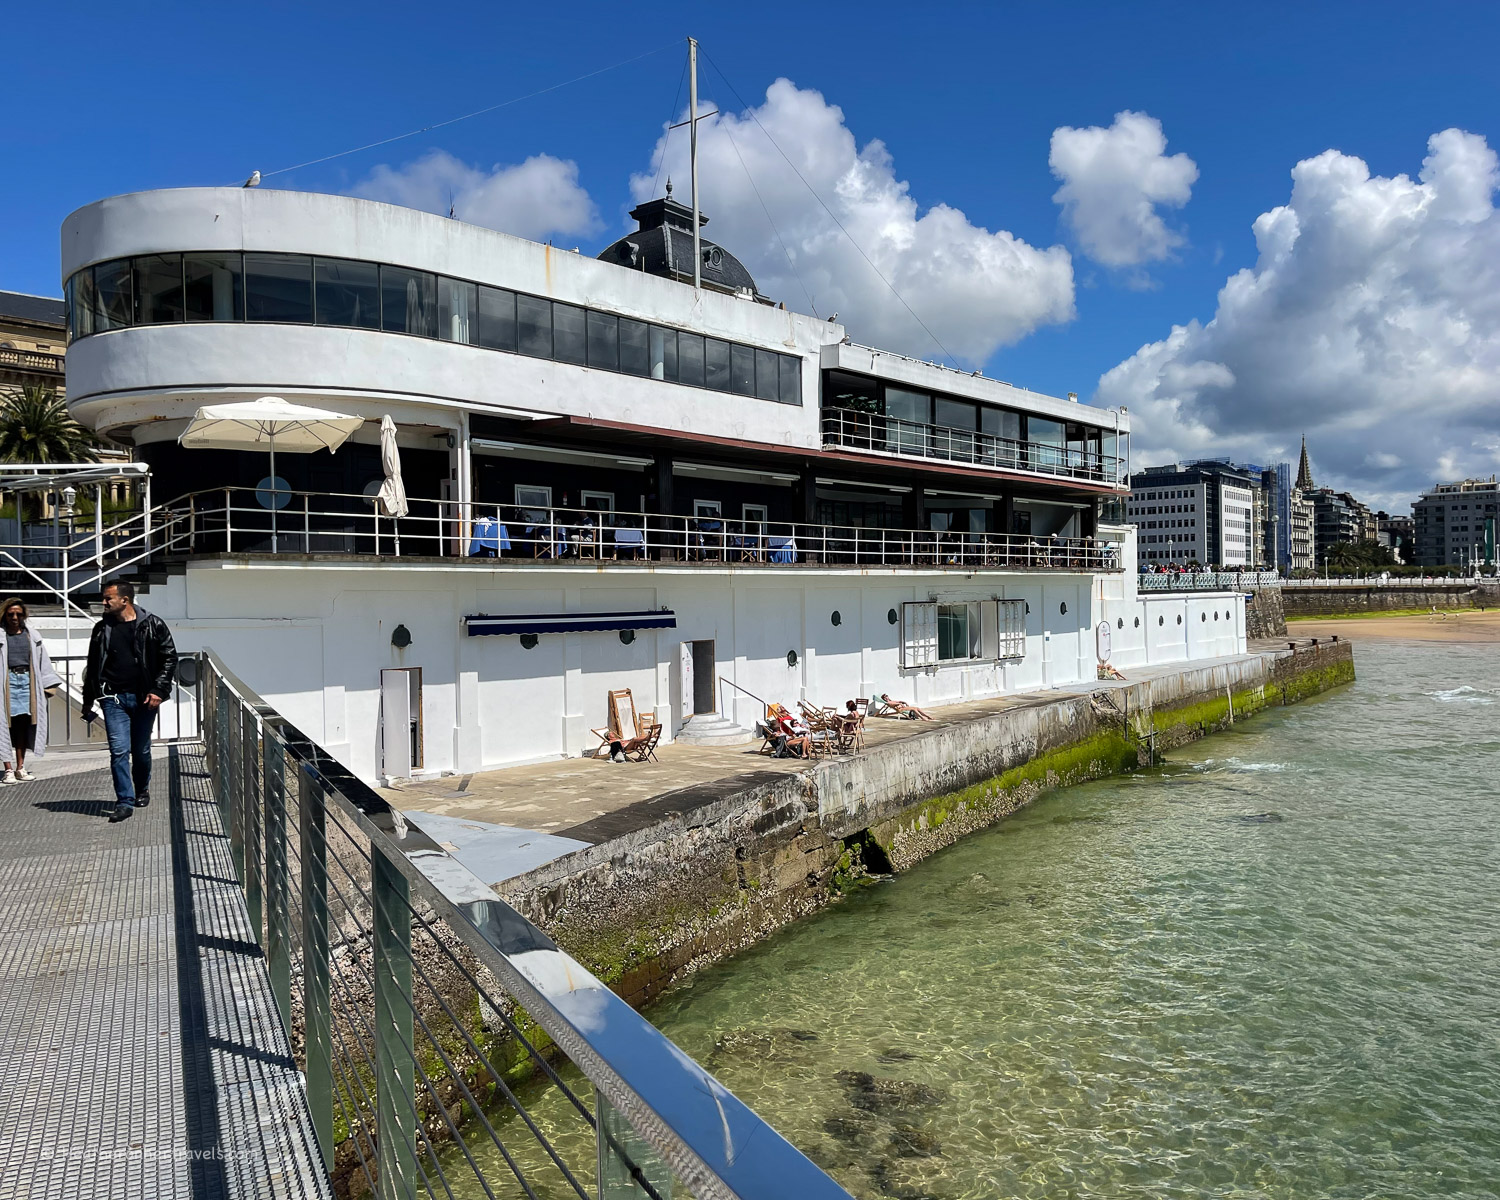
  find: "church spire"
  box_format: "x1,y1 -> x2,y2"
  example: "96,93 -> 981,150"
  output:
1296,435 -> 1315,492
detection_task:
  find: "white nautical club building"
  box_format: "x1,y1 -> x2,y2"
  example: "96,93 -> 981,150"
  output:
60,181 -> 1247,784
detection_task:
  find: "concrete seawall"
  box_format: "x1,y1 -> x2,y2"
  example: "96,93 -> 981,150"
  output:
1283,583 -> 1484,617
499,642 -> 1355,1008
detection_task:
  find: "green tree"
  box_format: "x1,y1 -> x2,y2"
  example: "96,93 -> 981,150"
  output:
0,384 -> 99,465
1326,539 -> 1396,574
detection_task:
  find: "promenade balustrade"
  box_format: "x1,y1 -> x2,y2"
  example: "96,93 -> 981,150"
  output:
200,648 -> 852,1200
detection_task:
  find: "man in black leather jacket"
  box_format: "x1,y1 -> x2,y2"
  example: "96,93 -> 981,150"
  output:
82,580 -> 178,822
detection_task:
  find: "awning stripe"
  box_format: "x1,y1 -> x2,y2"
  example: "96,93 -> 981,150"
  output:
465,610 -> 677,637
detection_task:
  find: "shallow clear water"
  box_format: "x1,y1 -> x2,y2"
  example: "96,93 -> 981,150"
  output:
646,642 -> 1500,1199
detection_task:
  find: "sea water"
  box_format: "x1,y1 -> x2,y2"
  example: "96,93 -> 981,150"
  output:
646,641 -> 1500,1198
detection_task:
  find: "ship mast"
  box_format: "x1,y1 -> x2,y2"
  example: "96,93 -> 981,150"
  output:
689,36 -> 701,291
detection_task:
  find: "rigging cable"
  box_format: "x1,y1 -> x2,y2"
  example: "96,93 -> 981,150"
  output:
718,116 -> 819,318
648,52 -> 690,203
701,47 -> 958,366
249,39 -> 682,183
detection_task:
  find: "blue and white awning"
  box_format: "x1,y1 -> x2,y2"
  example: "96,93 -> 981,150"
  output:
464,610 -> 677,637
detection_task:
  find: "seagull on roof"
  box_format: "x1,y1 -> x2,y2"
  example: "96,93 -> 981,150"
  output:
243,170 -> 261,188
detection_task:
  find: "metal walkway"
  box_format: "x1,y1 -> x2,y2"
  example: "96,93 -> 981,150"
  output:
0,746 -> 330,1200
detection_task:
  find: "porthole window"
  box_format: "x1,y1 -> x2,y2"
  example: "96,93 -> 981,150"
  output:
787,650 -> 799,667
1214,611 -> 1219,621
1201,613 -> 1207,622
1134,617 -> 1140,628
831,610 -> 842,626
619,629 -> 635,645
519,633 -> 539,650
1177,615 -> 1183,625
1116,617 -> 1124,629
1060,601 -> 1068,615
887,608 -> 898,625
1158,616 -> 1164,627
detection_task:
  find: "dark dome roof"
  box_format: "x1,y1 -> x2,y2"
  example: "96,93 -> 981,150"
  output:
597,189 -> 767,301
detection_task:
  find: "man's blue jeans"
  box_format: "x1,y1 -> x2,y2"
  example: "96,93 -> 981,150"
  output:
100,693 -> 154,806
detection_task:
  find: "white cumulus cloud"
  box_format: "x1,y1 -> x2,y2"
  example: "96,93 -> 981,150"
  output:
352,149 -> 600,242
1096,129 -> 1500,510
631,79 -> 1074,364
1050,111 -> 1198,268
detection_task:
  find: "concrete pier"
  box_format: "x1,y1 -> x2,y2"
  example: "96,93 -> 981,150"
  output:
386,641 -> 1354,1009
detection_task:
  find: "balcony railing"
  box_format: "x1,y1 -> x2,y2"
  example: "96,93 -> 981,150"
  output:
0,346 -> 65,374
1138,571 -> 1282,591
821,409 -> 1125,486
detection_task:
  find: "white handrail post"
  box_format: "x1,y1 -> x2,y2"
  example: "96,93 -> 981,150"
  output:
143,475 -> 152,554
94,484 -> 104,594
304,494 -> 310,554
225,488 -> 232,553
63,547 -> 71,660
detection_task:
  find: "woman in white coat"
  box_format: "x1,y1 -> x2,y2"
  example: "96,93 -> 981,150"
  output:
0,598 -> 62,782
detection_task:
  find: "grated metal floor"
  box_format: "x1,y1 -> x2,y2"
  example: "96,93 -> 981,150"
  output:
0,745 -> 331,1200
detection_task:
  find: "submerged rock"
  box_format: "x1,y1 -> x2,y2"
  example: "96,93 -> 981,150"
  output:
888,1124 -> 942,1157
822,1110 -> 878,1148
711,1027 -> 819,1064
1235,811 -> 1286,824
835,1070 -> 945,1113
875,1048 -> 919,1064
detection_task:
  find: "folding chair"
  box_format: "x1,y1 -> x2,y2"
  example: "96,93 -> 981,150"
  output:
628,723 -> 663,763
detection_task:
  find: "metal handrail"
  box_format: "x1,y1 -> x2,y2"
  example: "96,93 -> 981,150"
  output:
200,646 -> 852,1200
821,408 -> 1127,486
717,675 -> 770,720
1138,571 -> 1282,591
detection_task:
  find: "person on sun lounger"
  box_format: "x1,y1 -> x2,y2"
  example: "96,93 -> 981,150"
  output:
877,693 -> 933,720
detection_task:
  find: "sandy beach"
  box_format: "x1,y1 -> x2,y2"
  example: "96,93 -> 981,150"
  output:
1289,608 -> 1500,643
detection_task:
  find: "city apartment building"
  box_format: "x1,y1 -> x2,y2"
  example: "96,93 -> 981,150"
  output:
1128,461 -> 1256,567
0,290 -> 66,394
1413,477 -> 1499,567
1309,488 -> 1376,565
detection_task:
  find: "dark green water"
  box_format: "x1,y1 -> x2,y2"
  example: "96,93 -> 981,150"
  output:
647,642 -> 1500,1199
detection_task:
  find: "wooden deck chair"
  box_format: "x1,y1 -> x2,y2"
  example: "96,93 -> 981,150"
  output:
628,723 -> 663,763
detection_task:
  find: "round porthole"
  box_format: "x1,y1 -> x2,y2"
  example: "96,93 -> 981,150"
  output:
787,649 -> 799,667
1226,610 -> 1231,620
1134,617 -> 1140,628
887,608 -> 899,625
831,610 -> 842,626
519,633 -> 539,650
391,623 -> 412,648
1214,611 -> 1219,621
619,629 -> 635,645
1158,616 -> 1164,627
1116,617 -> 1124,629
1177,615 -> 1183,625
1060,601 -> 1068,615
1201,612 -> 1207,622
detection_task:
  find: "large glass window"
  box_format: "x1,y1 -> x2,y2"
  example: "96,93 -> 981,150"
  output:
934,397 -> 977,431
184,253 -> 243,322
586,310 -> 618,370
245,254 -> 312,324
937,601 -> 981,661
72,270 -> 97,339
980,406 -> 1021,443
678,333 -> 705,387
93,259 -> 134,331
476,286 -> 517,351
619,318 -> 649,376
552,303 -> 587,365
134,254 -> 184,324
779,356 -> 801,406
704,338 -> 731,391
315,259 -> 379,328
650,326 -> 677,381
1029,416 -> 1066,470
381,266 -> 436,337
516,294 -> 551,357
438,277 -> 476,343
884,386 -> 930,455
754,349 -> 779,402
730,343 -> 756,396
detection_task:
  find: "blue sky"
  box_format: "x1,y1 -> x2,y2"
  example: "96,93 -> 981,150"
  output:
4,1 -> 1497,508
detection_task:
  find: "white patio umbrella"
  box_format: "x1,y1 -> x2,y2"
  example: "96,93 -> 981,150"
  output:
179,397 -> 364,552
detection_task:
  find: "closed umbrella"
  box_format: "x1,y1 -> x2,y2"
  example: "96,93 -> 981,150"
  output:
375,415 -> 408,518
179,397 -> 364,552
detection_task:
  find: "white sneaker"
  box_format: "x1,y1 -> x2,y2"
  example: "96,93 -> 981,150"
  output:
1,771 -> 16,785
15,769 -> 34,782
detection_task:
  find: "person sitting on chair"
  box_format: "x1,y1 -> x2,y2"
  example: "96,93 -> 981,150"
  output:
878,693 -> 934,721
773,710 -> 813,757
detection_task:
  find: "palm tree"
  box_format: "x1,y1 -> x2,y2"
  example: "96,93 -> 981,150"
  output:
0,384 -> 99,465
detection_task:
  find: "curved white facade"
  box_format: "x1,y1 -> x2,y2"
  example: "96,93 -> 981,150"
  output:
61,188 -> 832,446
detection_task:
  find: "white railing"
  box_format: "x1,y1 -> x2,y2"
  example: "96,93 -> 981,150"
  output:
1138,570 -> 1282,590
822,409 -> 1126,486
0,488 -> 1124,617
1288,575 -> 1494,586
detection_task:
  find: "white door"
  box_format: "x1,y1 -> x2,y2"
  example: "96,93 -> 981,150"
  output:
679,642 -> 695,719
381,668 -> 414,779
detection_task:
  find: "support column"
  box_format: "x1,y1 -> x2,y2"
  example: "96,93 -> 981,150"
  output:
902,488 -> 926,529
372,851 -> 417,1200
